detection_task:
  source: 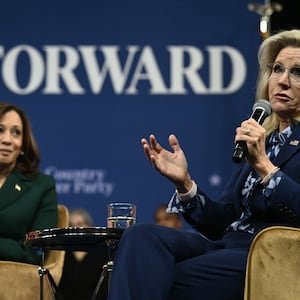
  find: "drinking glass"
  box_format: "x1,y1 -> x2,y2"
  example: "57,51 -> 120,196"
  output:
107,202 -> 136,229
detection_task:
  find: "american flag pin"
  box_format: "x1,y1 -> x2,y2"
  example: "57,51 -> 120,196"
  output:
15,184 -> 21,192
290,140 -> 299,146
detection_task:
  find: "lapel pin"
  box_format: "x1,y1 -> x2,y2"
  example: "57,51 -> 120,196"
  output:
290,140 -> 299,146
15,184 -> 21,192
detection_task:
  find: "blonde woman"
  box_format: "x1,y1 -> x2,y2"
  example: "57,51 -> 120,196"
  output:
108,30 -> 300,300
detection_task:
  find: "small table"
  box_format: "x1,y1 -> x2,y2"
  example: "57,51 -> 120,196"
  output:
25,227 -> 124,300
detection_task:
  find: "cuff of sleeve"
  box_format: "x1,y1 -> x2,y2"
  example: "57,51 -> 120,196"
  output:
263,170 -> 283,198
177,180 -> 197,201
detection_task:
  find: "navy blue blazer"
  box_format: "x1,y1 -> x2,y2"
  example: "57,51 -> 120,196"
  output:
183,122 -> 300,240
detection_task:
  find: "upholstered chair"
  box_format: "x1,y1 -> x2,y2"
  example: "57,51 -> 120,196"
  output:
244,226 -> 300,300
0,204 -> 69,300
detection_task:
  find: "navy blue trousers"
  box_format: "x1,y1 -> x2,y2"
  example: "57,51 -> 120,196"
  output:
107,224 -> 252,300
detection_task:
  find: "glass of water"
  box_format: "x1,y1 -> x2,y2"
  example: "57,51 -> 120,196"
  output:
107,202 -> 136,229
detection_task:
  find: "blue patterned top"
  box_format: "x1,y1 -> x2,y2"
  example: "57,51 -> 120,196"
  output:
167,125 -> 293,234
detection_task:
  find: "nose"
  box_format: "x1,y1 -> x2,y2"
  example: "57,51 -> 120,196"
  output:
0,131 -> 12,144
277,69 -> 291,85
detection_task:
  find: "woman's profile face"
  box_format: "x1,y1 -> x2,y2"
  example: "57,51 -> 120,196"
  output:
0,110 -> 23,170
268,47 -> 300,120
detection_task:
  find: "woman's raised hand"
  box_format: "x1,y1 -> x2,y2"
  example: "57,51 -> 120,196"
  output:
141,134 -> 193,193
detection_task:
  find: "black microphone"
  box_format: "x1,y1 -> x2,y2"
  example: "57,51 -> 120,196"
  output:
232,99 -> 272,163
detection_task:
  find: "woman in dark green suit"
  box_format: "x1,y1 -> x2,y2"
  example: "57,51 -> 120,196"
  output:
0,103 -> 57,265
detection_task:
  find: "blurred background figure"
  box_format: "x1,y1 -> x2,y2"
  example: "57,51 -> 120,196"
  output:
69,208 -> 94,228
58,208 -> 108,300
154,204 -> 183,229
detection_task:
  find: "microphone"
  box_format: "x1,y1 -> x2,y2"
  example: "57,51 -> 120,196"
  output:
232,99 -> 272,163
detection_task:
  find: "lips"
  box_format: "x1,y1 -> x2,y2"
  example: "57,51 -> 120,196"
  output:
0,149 -> 12,156
274,93 -> 292,101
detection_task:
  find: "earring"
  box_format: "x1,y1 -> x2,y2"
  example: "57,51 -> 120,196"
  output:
20,151 -> 24,156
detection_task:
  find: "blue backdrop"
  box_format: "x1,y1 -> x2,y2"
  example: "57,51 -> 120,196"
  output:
0,0 -> 265,226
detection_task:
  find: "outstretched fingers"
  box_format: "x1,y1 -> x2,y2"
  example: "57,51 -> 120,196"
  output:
149,134 -> 163,153
141,134 -> 160,165
168,134 -> 180,153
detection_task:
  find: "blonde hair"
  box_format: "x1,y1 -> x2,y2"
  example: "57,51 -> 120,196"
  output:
255,29 -> 300,135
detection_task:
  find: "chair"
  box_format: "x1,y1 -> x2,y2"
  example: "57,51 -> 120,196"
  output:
0,204 -> 69,300
244,226 -> 300,300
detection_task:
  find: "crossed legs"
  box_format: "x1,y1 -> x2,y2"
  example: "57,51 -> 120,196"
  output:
107,224 -> 248,300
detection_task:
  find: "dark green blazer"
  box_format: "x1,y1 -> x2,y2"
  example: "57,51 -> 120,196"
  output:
0,170 -> 58,265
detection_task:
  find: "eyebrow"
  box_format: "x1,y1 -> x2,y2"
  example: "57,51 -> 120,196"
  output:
274,61 -> 300,67
0,124 -> 23,129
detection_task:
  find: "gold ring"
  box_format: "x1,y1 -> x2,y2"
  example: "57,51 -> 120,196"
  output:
245,127 -> 252,136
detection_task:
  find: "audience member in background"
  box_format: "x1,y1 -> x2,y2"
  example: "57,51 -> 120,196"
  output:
154,204 -> 183,229
58,208 -> 108,300
0,103 -> 57,265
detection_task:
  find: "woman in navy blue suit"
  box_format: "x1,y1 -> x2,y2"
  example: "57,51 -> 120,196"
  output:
107,29 -> 300,300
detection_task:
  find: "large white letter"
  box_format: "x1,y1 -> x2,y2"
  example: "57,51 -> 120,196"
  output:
1,45 -> 44,95
168,46 -> 208,94
126,46 -> 167,94
43,46 -> 84,94
79,45 -> 138,94
207,46 -> 246,94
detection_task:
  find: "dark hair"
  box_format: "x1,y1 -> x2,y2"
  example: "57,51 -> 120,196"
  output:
0,103 -> 40,177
